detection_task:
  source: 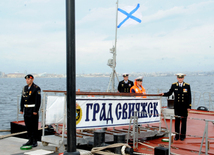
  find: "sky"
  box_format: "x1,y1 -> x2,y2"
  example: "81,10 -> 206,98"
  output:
0,0 -> 213,74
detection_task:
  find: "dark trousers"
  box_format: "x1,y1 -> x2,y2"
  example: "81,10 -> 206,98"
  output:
24,114 -> 39,140
175,117 -> 187,138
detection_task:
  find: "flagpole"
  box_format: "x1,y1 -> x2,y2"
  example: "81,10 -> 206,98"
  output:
107,0 -> 119,92
112,0 -> 119,92
114,0 -> 119,51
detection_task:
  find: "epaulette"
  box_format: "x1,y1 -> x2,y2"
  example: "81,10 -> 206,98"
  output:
185,82 -> 190,85
172,82 -> 178,86
33,84 -> 38,88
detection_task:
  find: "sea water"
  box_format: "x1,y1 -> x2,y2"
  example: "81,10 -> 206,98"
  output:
0,76 -> 214,134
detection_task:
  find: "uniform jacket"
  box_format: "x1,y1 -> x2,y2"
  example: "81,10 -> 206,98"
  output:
130,80 -> 146,98
20,83 -> 41,116
117,80 -> 134,93
164,82 -> 191,117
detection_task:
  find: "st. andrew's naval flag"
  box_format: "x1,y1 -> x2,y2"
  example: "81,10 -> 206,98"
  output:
117,3 -> 142,28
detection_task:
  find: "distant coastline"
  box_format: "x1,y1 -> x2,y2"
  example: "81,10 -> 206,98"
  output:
0,71 -> 214,78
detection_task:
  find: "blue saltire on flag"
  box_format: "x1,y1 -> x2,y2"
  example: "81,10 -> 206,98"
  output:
117,3 -> 142,28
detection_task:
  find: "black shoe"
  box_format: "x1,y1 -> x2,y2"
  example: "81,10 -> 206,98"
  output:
32,139 -> 38,147
180,137 -> 185,141
174,134 -> 179,141
22,138 -> 33,146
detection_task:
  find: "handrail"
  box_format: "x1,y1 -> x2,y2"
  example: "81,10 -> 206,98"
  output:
43,90 -> 66,93
42,90 -> 162,96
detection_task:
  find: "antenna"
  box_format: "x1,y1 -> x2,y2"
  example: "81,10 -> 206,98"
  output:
107,46 -> 119,92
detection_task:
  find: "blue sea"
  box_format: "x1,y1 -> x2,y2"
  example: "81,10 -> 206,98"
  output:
0,76 -> 214,135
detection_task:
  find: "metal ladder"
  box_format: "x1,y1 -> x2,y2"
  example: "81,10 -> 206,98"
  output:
127,111 -> 139,150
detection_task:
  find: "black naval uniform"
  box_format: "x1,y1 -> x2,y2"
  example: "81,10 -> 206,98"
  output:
20,83 -> 41,145
117,80 -> 134,93
164,82 -> 191,140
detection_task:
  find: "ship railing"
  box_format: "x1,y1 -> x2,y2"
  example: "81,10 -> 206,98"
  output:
127,111 -> 165,150
140,89 -> 214,111
167,115 -> 214,155
191,91 -> 214,111
198,119 -> 213,155
41,89 -> 214,111
15,90 -> 214,124
188,117 -> 214,155
40,90 -> 163,149
17,95 -> 21,122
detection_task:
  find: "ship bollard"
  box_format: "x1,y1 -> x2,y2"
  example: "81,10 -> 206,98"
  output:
94,130 -> 105,147
114,133 -> 133,155
93,129 -> 106,155
92,130 -> 133,155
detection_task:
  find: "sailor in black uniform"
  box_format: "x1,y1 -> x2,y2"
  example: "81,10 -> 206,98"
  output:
161,73 -> 191,141
20,74 -> 41,147
117,73 -> 134,93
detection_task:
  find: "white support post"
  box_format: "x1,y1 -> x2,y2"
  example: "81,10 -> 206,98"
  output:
168,115 -> 173,155
159,97 -> 162,133
42,92 -> 46,137
61,94 -> 67,145
205,121 -> 208,155
17,95 -> 20,122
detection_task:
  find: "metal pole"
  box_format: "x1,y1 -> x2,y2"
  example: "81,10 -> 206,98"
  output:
135,111 -> 138,149
133,113 -> 136,150
42,92 -> 46,137
17,95 -> 20,122
115,0 -> 118,51
61,95 -> 67,147
107,72 -> 113,92
168,115 -> 173,155
199,121 -> 207,155
112,0 -> 119,92
162,114 -> 169,131
159,97 -> 162,132
205,121 -> 208,155
64,0 -> 79,154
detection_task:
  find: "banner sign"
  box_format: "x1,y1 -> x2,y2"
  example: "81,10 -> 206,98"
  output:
46,96 -> 161,129
76,98 -> 161,129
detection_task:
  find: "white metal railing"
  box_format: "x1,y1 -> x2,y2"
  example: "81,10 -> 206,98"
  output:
16,90 -> 214,124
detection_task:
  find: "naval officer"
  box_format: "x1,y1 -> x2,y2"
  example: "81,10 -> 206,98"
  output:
117,73 -> 134,93
20,74 -> 41,147
161,73 -> 191,141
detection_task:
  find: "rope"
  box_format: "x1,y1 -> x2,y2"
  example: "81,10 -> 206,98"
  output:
166,114 -> 214,122
189,110 -> 214,115
0,131 -> 27,139
133,152 -> 152,155
91,143 -> 131,155
0,127 -> 48,140
0,129 -> 10,132
121,145 -> 126,155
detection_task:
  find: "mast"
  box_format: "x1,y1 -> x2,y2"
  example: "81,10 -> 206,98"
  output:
64,0 -> 79,154
107,0 -> 119,92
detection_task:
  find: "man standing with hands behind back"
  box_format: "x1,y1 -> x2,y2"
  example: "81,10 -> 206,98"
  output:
20,74 -> 41,147
117,73 -> 134,93
161,73 -> 191,141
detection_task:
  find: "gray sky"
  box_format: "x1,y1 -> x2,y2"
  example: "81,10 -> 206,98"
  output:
0,0 -> 213,74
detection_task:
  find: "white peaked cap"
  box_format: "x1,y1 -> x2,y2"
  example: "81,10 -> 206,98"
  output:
122,73 -> 129,77
175,73 -> 186,78
136,76 -> 143,80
